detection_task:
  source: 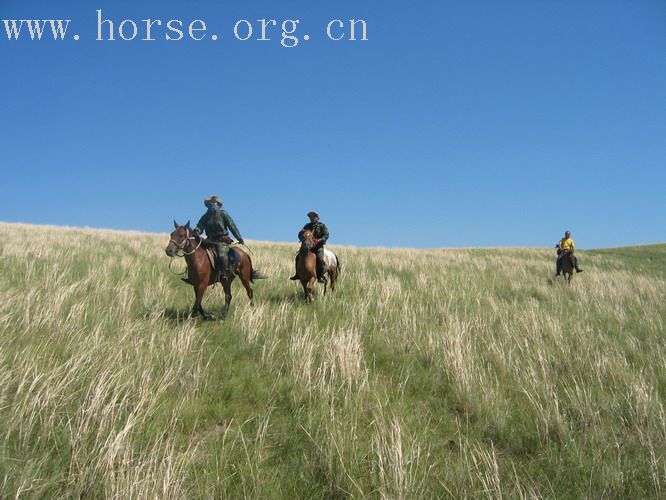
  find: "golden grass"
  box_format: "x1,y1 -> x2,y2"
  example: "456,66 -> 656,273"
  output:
1,222 -> 665,498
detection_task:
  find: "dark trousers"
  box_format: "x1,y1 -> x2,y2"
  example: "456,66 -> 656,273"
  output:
213,241 -> 231,274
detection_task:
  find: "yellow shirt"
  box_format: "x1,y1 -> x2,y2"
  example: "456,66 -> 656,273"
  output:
559,237 -> 575,251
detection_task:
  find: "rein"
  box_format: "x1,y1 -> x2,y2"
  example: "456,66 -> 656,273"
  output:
234,241 -> 254,256
168,230 -> 202,276
168,256 -> 187,276
300,241 -> 315,253
169,231 -> 202,256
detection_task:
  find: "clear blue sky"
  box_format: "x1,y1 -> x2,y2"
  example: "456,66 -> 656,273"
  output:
2,0 -> 665,248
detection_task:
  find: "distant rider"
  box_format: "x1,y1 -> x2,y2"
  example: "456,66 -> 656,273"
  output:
290,211 -> 330,283
555,230 -> 583,275
194,195 -> 244,281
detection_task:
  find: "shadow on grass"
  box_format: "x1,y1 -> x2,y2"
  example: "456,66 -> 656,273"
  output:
259,290 -> 303,305
142,308 -> 218,324
259,287 -> 339,307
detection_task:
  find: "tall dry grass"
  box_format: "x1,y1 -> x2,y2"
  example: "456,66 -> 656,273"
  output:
1,222 -> 665,498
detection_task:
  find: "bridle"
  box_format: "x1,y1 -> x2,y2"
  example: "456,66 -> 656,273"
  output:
300,231 -> 316,252
169,227 -> 202,256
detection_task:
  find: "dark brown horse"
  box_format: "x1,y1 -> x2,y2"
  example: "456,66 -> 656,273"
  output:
165,221 -> 263,320
560,250 -> 575,284
296,229 -> 340,302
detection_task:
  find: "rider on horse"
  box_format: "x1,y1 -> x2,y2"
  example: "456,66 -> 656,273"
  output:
290,211 -> 330,283
194,195 -> 244,281
555,230 -> 583,276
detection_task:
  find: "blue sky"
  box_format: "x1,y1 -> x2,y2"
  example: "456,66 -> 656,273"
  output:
1,0 -> 665,248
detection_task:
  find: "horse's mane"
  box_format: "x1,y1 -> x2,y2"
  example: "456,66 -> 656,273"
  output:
189,228 -> 201,243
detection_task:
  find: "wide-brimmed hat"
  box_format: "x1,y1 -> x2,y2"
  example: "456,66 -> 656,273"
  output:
205,195 -> 222,207
307,211 -> 319,218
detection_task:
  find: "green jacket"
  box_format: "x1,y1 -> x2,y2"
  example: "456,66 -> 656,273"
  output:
298,222 -> 329,245
195,208 -> 242,241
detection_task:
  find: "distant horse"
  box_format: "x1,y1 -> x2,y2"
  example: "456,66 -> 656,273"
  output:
165,221 -> 263,320
560,250 -> 575,284
296,229 -> 340,302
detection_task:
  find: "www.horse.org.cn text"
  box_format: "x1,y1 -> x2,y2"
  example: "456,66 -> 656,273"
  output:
1,10 -> 369,48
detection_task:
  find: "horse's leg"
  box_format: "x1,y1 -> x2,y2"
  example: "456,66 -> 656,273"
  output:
241,268 -> 254,307
193,282 -> 213,320
309,255 -> 317,302
190,284 -> 200,318
563,256 -> 573,284
302,278 -> 315,303
329,268 -> 336,292
307,277 -> 316,303
220,278 -> 233,320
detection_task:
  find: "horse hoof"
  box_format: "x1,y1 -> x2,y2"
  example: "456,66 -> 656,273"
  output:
220,307 -> 229,320
203,314 -> 214,321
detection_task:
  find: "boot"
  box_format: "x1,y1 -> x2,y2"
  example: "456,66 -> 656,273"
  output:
216,255 -> 229,282
316,257 -> 327,284
574,257 -> 583,273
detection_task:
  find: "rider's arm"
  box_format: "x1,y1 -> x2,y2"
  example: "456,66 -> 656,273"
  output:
194,213 -> 208,235
319,224 -> 329,244
223,211 -> 243,241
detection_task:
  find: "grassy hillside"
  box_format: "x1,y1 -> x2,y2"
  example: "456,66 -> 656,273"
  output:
1,222 -> 665,498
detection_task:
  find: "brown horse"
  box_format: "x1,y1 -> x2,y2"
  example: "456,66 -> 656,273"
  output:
165,221 -> 263,320
560,250 -> 575,284
296,229 -> 340,302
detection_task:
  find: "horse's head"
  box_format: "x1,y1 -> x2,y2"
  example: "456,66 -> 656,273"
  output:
300,229 -> 316,251
166,220 -> 193,257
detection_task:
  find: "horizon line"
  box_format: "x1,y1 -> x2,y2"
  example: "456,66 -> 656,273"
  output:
2,220 -> 664,252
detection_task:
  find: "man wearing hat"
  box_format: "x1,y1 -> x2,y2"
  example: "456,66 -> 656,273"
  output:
290,211 -> 330,283
194,195 -> 244,281
555,230 -> 583,275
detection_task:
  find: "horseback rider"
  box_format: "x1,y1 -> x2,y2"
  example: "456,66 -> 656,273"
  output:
290,211 -> 330,283
193,195 -> 244,281
555,230 -> 583,275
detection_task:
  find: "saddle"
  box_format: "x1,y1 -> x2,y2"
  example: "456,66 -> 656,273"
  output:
211,246 -> 242,281
186,239 -> 241,284
180,247 -> 242,285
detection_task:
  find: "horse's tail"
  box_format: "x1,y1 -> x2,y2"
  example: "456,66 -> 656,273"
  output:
244,251 -> 268,282
335,252 -> 341,275
251,269 -> 268,282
